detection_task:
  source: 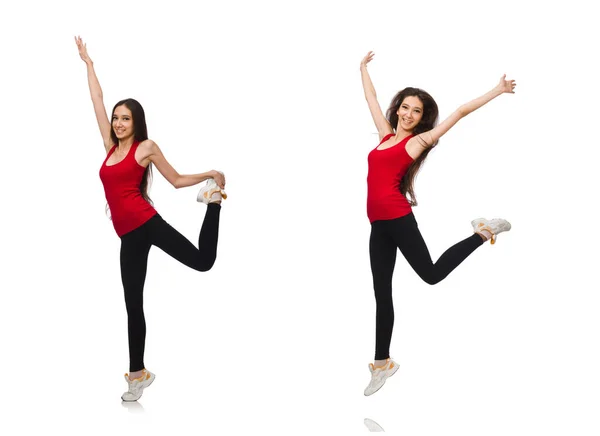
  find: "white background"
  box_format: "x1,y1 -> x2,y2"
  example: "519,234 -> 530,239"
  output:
1,0 -> 598,434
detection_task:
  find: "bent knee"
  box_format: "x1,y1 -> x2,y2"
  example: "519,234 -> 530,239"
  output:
421,275 -> 442,286
196,260 -> 215,272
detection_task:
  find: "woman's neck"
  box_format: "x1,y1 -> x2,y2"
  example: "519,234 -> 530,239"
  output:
394,128 -> 413,142
118,137 -> 135,149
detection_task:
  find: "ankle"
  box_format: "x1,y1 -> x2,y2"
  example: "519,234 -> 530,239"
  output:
477,229 -> 492,241
128,370 -> 144,381
373,359 -> 388,368
209,192 -> 222,204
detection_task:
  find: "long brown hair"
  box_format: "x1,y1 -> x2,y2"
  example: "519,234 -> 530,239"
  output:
386,88 -> 439,206
106,99 -> 153,218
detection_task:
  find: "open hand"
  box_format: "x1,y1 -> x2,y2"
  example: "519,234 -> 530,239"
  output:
360,51 -> 375,69
74,36 -> 92,65
496,74 -> 516,94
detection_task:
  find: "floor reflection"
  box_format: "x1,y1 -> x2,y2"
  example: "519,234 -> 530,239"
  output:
121,401 -> 145,413
364,418 -> 384,432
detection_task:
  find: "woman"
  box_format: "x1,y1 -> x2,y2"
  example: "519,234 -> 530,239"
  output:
360,51 -> 515,396
75,36 -> 227,402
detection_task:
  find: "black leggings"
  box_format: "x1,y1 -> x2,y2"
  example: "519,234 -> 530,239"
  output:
120,204 -> 221,371
370,212 -> 483,360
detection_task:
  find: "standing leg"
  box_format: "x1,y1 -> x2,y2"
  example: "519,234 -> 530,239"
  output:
389,213 -> 483,285
120,225 -> 152,372
149,204 -> 221,272
370,221 -> 398,361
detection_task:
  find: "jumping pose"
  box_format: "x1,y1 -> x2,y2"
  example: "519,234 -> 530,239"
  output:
75,36 -> 227,402
360,51 -> 515,396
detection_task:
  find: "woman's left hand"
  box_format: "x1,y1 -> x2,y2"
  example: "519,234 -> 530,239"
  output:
496,74 -> 516,94
211,170 -> 226,189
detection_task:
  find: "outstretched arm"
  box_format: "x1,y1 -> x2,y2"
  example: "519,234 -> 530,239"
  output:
141,140 -> 226,189
360,51 -> 393,140
75,36 -> 112,152
407,75 -> 516,158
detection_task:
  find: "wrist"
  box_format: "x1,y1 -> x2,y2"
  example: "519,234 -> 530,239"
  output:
492,86 -> 504,96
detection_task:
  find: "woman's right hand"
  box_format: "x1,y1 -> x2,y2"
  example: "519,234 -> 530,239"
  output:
75,36 -> 93,65
494,74 -> 517,94
360,51 -> 375,69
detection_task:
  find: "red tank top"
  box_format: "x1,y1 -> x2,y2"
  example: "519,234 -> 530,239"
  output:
367,133 -> 415,223
99,142 -> 157,237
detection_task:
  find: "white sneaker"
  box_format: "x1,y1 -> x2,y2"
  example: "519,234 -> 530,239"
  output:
364,358 -> 399,396
471,217 -> 511,245
121,369 -> 155,402
197,178 -> 227,204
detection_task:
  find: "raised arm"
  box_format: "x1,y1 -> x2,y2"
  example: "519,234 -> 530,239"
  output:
407,75 -> 517,158
360,51 -> 394,140
139,140 -> 226,190
75,36 -> 113,152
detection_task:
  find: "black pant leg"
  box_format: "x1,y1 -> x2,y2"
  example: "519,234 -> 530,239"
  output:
390,213 -> 483,285
370,221 -> 398,360
120,224 -> 152,372
149,205 -> 221,272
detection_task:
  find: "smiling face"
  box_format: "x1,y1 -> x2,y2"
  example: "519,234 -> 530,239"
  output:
112,105 -> 134,141
396,96 -> 424,132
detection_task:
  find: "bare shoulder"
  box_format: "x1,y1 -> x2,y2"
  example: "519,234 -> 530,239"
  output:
139,139 -> 157,151
405,134 -> 432,160
140,139 -> 161,156
136,139 -> 157,166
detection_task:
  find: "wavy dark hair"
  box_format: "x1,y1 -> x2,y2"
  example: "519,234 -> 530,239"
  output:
386,87 -> 439,206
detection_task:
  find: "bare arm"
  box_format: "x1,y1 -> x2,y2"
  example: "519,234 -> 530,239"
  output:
360,51 -> 393,140
141,140 -> 226,189
75,36 -> 112,152
407,75 -> 517,159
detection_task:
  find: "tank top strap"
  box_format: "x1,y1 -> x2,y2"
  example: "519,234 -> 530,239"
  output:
102,144 -> 118,165
379,133 -> 395,145
126,141 -> 141,163
401,134 -> 414,144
